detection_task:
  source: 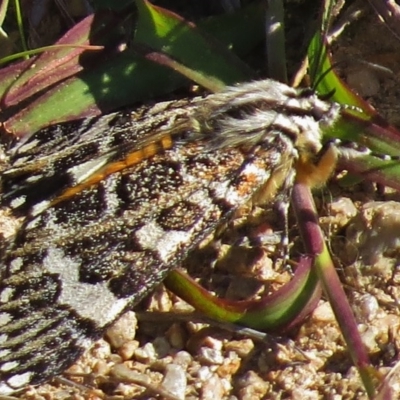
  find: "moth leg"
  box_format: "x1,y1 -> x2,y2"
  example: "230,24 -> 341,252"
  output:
295,141 -> 338,188
274,193 -> 291,267
274,142 -> 337,270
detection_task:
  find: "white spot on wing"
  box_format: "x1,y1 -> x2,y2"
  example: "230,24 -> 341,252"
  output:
43,248 -> 129,327
31,200 -> 51,217
0,334 -> 8,345
9,257 -> 23,273
0,349 -> 11,358
135,221 -> 165,250
10,196 -> 26,209
210,164 -> 271,206
156,230 -> 191,263
69,155 -> 109,184
134,221 -> 191,263
0,382 -> 13,395
25,216 -> 42,230
13,139 -> 40,154
102,175 -> 121,214
26,175 -> 42,183
209,180 -> 241,205
186,189 -> 213,209
0,313 -> 12,327
0,288 -> 14,303
1,361 -> 18,372
7,371 -> 32,388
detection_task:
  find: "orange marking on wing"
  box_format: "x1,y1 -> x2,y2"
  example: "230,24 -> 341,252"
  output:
52,134 -> 173,205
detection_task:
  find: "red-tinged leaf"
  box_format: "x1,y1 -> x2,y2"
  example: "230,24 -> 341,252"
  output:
292,182 -> 378,398
164,256 -> 321,333
3,53 -> 186,137
1,3 -> 264,138
336,118 -> 400,192
0,12 -> 119,110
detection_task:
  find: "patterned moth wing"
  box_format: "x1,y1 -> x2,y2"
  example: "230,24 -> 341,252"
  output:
0,79 -> 341,394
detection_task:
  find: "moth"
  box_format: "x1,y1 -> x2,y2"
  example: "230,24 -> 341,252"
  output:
0,79 -> 341,394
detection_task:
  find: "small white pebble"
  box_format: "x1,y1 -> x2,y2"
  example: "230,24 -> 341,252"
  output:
200,373 -> 225,400
92,360 -> 110,376
312,301 -> 335,323
197,366 -> 213,381
354,294 -> 379,322
173,350 -> 193,367
90,339 -> 111,359
134,342 -> 157,363
359,324 -> 379,352
198,347 -> 224,365
161,364 -> 187,400
119,340 -> 139,360
105,311 -> 137,349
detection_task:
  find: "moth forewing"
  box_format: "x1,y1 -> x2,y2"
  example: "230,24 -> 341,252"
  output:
0,79 -> 343,394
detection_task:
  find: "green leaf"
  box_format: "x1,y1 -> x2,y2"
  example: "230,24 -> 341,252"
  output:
1,2 -> 265,138
135,0 -> 256,90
